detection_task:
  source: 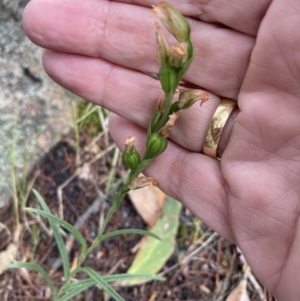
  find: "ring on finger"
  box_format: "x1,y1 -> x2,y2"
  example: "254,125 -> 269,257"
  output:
203,98 -> 238,159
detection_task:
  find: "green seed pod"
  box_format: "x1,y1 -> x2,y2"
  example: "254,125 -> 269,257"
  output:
159,66 -> 177,94
122,136 -> 141,170
122,151 -> 141,170
146,133 -> 168,158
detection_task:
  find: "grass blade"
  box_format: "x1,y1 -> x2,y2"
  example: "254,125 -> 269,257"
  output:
88,229 -> 160,254
32,189 -> 70,281
77,267 -> 125,301
59,279 -> 97,301
60,273 -> 164,300
103,273 -> 165,283
76,105 -> 98,124
26,208 -> 88,257
9,262 -> 58,299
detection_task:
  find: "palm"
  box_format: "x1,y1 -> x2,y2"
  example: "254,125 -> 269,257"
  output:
223,3 -> 300,297
23,0 -> 300,299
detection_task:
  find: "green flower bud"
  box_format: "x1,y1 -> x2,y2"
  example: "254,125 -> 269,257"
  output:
123,151 -> 140,170
152,2 -> 190,42
146,133 -> 168,158
159,66 -> 177,94
122,136 -> 141,170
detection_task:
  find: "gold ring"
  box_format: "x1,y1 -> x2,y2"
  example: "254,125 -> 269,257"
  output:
203,98 -> 237,159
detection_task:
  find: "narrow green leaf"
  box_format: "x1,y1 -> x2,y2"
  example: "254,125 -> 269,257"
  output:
32,189 -> 70,281
32,189 -> 52,215
9,262 -> 58,300
119,197 -> 181,286
59,279 -> 96,301
100,229 -> 161,241
76,105 -> 99,124
60,278 -> 95,295
103,273 -> 165,283
25,208 -> 87,257
77,267 -> 125,301
60,273 -> 164,301
88,229 -> 160,254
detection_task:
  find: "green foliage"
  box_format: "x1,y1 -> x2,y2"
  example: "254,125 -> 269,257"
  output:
25,207 -> 88,260
32,190 -> 70,282
9,190 -> 163,301
119,198 -> 181,286
77,99 -> 104,136
75,267 -> 126,301
9,262 -> 58,299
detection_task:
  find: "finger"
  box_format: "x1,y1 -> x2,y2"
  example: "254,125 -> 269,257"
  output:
116,0 -> 271,36
240,0 -> 300,106
23,0 -> 254,98
42,49 -> 222,152
109,113 -> 233,241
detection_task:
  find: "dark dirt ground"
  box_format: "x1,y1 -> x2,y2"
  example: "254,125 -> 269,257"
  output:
0,129 -> 276,301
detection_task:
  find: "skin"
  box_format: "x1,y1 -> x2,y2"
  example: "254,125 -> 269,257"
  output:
22,0 -> 300,299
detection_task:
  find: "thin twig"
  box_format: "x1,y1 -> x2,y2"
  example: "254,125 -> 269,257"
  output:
56,143 -> 116,219
107,259 -> 124,275
159,232 -> 219,277
216,246 -> 237,301
97,108 -> 109,148
26,211 -> 53,237
246,267 -> 267,301
88,143 -> 115,165
0,222 -> 12,249
84,129 -> 109,152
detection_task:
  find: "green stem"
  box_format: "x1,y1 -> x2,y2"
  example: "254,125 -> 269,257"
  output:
98,186 -> 129,236
86,32 -> 195,259
156,92 -> 174,130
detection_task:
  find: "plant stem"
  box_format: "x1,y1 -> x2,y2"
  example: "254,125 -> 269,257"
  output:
156,92 -> 174,131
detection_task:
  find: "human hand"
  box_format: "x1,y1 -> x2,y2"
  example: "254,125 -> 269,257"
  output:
23,0 -> 300,299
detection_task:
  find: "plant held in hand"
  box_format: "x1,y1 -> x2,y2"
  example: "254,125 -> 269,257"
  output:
9,3 -> 209,301
101,2 -> 209,234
